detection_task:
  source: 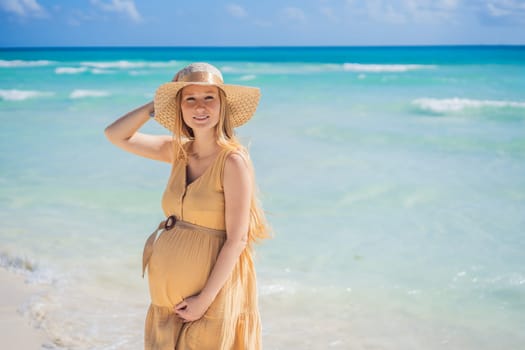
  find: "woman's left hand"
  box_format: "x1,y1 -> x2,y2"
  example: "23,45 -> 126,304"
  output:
174,294 -> 212,323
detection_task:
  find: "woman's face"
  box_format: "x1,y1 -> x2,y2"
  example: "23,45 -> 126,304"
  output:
180,85 -> 221,133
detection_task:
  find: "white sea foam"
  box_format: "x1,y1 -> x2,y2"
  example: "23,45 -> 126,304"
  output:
0,59 -> 55,68
0,251 -> 58,285
90,68 -> 114,74
80,60 -> 178,69
55,66 -> 88,74
233,64 -> 341,74
259,281 -> 297,296
148,60 -> 178,68
0,251 -> 37,273
343,63 -> 434,72
412,97 -> 525,113
69,89 -> 110,99
81,60 -> 144,69
0,89 -> 54,101
54,66 -> 115,75
221,63 -> 432,75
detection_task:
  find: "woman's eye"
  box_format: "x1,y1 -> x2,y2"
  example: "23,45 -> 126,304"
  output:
185,97 -> 195,102
205,96 -> 214,100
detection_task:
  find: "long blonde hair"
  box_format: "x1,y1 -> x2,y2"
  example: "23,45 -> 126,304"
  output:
170,87 -> 271,246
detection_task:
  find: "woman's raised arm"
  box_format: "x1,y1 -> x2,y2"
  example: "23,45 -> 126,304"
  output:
104,101 -> 174,164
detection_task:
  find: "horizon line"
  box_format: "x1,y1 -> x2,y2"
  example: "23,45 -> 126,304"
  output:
1,44 -> 525,50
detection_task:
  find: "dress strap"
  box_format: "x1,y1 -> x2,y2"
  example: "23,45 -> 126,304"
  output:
216,148 -> 250,189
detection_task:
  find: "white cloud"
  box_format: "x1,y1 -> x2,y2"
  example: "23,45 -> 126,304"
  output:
281,7 -> 306,23
0,0 -> 46,17
365,0 -> 407,24
90,0 -> 142,22
226,4 -> 247,18
320,6 -> 339,23
224,3 -> 275,28
225,4 -> 272,28
487,2 -> 510,16
486,0 -> 525,17
440,0 -> 460,10
67,9 -> 103,26
344,0 -> 462,24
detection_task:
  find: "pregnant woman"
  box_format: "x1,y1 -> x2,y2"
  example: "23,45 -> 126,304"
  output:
104,62 -> 270,349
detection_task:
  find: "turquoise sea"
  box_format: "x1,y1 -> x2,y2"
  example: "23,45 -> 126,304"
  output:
1,46 -> 524,349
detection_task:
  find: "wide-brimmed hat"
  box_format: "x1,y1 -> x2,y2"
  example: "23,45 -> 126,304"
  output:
153,62 -> 260,132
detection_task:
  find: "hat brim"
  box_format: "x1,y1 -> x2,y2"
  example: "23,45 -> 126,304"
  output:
153,81 -> 261,132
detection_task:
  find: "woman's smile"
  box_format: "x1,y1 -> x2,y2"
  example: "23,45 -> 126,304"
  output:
193,115 -> 210,121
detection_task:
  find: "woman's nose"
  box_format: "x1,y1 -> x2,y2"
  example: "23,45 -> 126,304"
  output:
195,99 -> 206,110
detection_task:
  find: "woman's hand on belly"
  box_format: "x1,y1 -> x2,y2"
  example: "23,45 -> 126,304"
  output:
174,293 -> 213,323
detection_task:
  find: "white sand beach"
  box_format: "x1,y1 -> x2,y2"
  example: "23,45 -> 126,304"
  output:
0,268 -> 50,349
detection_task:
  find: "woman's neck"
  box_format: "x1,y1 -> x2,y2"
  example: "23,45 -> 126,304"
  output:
190,133 -> 219,159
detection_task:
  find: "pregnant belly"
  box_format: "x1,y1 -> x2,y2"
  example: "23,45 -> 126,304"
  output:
146,227 -> 224,307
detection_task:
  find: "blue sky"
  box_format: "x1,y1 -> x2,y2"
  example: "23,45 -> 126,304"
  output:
1,0 -> 524,47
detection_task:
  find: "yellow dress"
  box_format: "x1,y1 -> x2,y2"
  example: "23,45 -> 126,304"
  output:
142,142 -> 262,350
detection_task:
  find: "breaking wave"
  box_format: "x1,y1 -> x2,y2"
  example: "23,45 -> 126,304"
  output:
412,97 -> 525,113
69,89 -> 110,99
55,67 -> 88,74
0,59 -> 55,68
0,251 -> 58,285
343,63 -> 435,72
220,62 -> 434,75
79,60 -> 178,69
0,89 -> 54,101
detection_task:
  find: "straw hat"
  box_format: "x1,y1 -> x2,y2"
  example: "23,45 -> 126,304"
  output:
153,62 -> 260,132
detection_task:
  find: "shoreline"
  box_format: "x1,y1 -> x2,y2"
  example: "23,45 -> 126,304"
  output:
0,267 -> 51,349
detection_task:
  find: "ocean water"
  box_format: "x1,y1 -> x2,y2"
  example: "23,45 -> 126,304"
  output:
1,46 -> 524,349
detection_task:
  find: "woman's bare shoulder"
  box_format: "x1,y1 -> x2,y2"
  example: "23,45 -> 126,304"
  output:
224,149 -> 251,181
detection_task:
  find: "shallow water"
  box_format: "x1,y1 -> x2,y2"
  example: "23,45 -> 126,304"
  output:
1,46 -> 524,349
